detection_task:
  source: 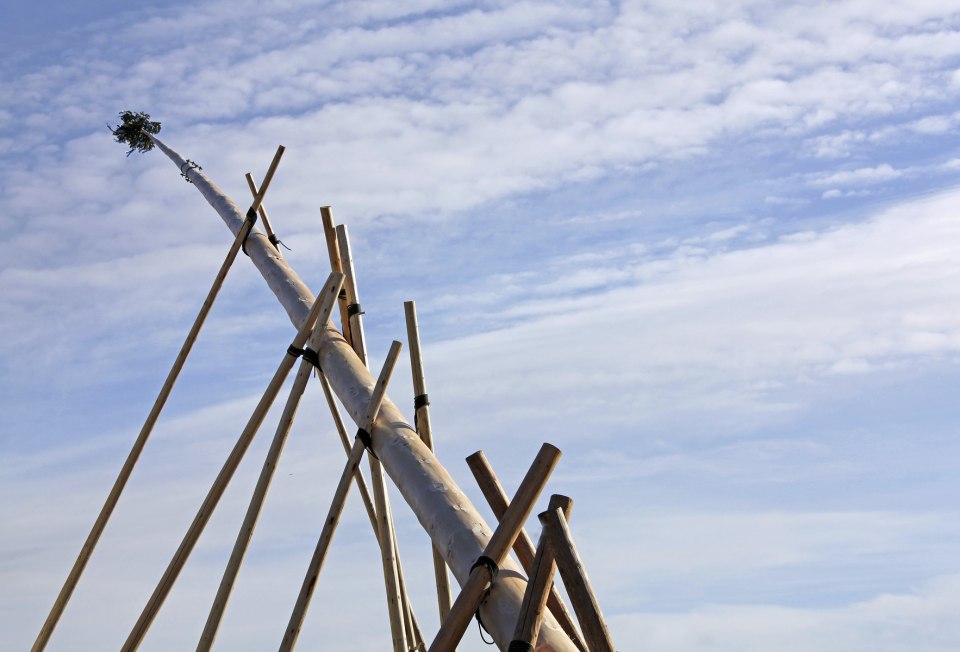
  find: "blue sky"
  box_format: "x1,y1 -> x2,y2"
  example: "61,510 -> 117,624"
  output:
3,1 -> 960,650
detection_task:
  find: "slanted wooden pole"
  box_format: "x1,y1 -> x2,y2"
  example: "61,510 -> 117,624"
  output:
31,187 -> 263,652
336,223 -> 367,365
319,207 -> 351,344
511,496 -> 574,651
404,301 -> 454,626
195,275 -> 343,651
429,444 -> 562,652
316,369 -> 426,649
540,508 -> 616,652
118,274 -> 333,652
147,134 -> 578,651
279,341 -> 403,652
245,172 -> 282,256
466,452 -> 586,651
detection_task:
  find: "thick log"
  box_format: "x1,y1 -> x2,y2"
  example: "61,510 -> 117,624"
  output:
147,135 -> 577,651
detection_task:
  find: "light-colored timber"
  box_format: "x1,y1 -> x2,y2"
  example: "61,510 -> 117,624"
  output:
466,451 -> 586,650
195,274 -> 343,651
335,223 -> 368,365
540,507 -> 616,652
512,495 -> 574,651
147,134 -> 579,651
428,443 -> 562,652
119,274 -> 332,652
319,207 -> 352,343
30,149 -> 282,652
405,300 -> 455,627
279,341 -> 403,651
245,172 -> 282,256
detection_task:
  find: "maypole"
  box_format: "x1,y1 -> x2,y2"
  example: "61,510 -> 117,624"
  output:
146,132 -> 579,651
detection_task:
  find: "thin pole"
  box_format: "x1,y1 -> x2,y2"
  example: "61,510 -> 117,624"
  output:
335,226 -> 419,651
279,341 -> 403,651
316,370 -> 426,647
30,213 -> 258,652
196,275 -> 343,651
511,496 -> 574,651
428,444 -> 562,652
404,300 -> 454,626
245,173 -> 282,256
319,207 -> 352,344
119,273 -> 336,652
540,508 -> 616,652
466,452 -> 586,650
335,223 -> 367,365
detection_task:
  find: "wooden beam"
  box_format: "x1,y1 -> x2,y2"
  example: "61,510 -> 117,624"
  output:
279,341 -> 403,651
428,444 -> 562,652
404,300 -> 454,626
466,451 -> 586,650
335,223 -> 367,365
540,508 -> 616,652
244,172 -> 282,255
319,207 -> 352,344
511,495 -> 574,651
118,273 -> 335,652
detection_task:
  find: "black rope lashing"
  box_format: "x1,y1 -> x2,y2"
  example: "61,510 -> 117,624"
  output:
179,159 -> 202,183
471,556 -> 500,645
268,232 -> 292,251
241,207 -> 259,256
414,393 -> 430,410
347,303 -> 364,318
286,344 -> 321,370
356,428 -> 378,458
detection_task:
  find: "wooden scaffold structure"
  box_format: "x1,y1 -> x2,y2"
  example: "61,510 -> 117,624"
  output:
31,114 -> 619,652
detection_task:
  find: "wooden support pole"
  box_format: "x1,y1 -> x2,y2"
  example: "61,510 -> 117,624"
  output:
279,341 -> 403,652
319,207 -> 351,344
404,300 -> 454,627
466,452 -> 586,651
30,213 -> 259,652
428,444 -> 562,652
539,508 -> 616,652
249,145 -> 285,215
147,135 -> 579,651
195,275 -> 343,651
245,173 -> 282,256
335,223 -> 367,366
118,273 -> 335,652
511,496 -> 574,651
317,369 -> 426,649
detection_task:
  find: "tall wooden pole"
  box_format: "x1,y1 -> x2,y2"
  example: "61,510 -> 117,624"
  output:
540,508 -> 617,652
245,173 -> 283,256
118,273 -> 335,652
147,134 -> 579,651
511,495 -> 574,651
195,275 -> 343,651
404,300 -> 454,626
279,341 -> 403,651
319,207 -> 352,344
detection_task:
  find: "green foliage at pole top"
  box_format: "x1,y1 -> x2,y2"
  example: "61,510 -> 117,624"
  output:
109,110 -> 161,156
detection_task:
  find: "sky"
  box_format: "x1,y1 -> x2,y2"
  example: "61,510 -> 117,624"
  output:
2,0 -> 960,650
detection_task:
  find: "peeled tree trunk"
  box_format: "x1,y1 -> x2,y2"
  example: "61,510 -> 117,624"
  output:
147,135 -> 578,652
